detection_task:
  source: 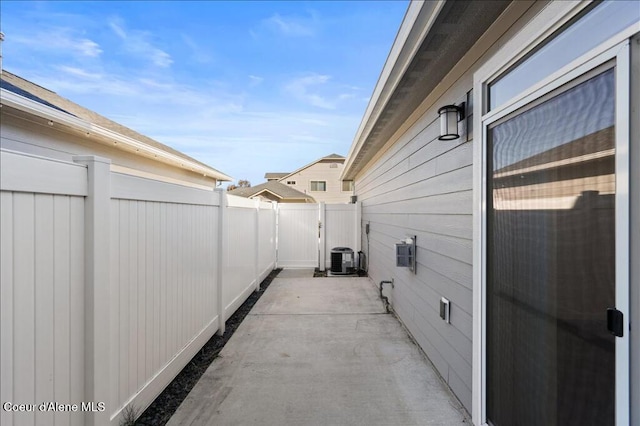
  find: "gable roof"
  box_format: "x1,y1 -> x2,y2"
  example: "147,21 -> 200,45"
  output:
277,153 -> 345,181
228,181 -> 315,202
264,172 -> 289,180
0,70 -> 233,182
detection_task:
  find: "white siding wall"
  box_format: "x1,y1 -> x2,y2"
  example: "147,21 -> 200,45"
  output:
0,114 -> 217,189
283,160 -> 352,204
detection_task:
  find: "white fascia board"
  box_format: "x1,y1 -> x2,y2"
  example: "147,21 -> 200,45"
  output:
1,87 -> 91,131
253,189 -> 284,199
341,0 -> 445,180
1,88 -> 233,182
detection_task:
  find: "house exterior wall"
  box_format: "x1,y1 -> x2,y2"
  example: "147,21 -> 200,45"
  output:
283,159 -> 352,204
353,2 -> 546,412
355,1 -> 639,420
629,31 -> 639,426
0,112 -> 219,189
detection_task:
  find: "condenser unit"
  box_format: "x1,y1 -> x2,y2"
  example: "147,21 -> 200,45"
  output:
330,247 -> 355,275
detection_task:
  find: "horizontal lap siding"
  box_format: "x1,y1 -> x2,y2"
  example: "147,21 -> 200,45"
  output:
356,76 -> 474,410
0,191 -> 85,426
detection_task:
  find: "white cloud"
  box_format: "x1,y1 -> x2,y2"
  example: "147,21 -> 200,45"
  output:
264,13 -> 316,37
108,16 -> 173,68
285,74 -> 336,109
181,34 -> 213,64
11,28 -> 102,58
56,65 -> 103,80
248,75 -> 264,87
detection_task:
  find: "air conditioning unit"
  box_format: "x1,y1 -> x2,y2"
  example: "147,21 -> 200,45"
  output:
330,247 -> 355,275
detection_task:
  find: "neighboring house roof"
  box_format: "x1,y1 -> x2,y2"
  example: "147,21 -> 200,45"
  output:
0,70 -> 233,182
341,1 -> 510,180
229,181 -> 315,202
278,153 -> 345,181
264,172 -> 289,180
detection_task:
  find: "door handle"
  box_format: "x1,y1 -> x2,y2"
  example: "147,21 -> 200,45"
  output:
607,308 -> 623,337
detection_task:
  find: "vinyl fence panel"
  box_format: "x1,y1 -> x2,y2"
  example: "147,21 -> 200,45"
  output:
1,151 -> 87,426
276,204 -> 320,268
109,173 -> 221,422
324,204 -> 358,269
258,201 -> 277,282
224,195 -> 258,317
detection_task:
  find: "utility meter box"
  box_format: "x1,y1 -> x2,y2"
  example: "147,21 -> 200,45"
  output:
395,236 -> 416,273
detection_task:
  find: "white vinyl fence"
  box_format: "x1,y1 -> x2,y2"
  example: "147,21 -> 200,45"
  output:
0,149 -> 276,426
276,203 -> 320,268
276,202 -> 361,270
0,148 -> 358,426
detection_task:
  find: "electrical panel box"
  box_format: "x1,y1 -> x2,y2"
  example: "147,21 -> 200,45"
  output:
395,236 -> 416,273
440,297 -> 450,324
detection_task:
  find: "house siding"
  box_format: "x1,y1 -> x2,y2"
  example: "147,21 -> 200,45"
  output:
0,113 -> 218,188
284,160 -> 352,204
356,1 -> 640,418
357,103 -> 475,410
353,3 -> 544,411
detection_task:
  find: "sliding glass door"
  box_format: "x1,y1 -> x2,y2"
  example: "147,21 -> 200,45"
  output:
486,67 -> 616,426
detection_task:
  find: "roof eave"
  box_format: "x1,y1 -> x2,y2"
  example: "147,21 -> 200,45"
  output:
341,0 -> 445,181
1,88 -> 233,182
279,154 -> 346,182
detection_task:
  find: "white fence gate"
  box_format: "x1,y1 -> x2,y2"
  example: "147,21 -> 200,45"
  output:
276,204 -> 320,268
276,203 -> 361,270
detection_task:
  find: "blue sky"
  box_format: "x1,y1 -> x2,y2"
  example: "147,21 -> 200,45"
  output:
1,1 -> 408,186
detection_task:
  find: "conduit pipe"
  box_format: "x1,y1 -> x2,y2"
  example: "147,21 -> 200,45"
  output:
379,279 -> 394,313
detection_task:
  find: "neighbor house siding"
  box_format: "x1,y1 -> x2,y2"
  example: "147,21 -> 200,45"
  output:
284,160 -> 351,204
0,114 -> 217,188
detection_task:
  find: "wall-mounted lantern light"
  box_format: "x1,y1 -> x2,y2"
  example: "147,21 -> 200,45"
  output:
438,103 -> 465,140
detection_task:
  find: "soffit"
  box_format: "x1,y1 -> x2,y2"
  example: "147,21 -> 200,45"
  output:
343,0 -> 512,180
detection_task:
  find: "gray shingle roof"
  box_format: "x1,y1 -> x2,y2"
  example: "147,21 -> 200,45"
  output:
228,181 -> 314,202
1,70 -> 231,181
264,172 -> 289,179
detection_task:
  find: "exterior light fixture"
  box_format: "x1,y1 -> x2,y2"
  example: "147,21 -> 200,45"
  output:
438,103 -> 465,140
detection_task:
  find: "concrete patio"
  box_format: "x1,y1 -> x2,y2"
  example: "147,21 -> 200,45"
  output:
168,269 -> 469,426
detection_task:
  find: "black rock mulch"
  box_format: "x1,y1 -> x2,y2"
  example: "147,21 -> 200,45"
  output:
135,268 -> 282,426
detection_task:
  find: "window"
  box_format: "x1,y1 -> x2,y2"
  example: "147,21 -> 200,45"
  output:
310,181 -> 326,191
286,180 -> 296,185
488,1 -> 639,110
342,181 -> 354,191
330,163 -> 338,168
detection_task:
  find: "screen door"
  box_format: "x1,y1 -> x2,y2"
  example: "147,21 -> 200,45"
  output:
486,67 -> 616,426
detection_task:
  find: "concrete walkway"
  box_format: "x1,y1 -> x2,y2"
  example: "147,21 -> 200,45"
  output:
168,270 -> 468,426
